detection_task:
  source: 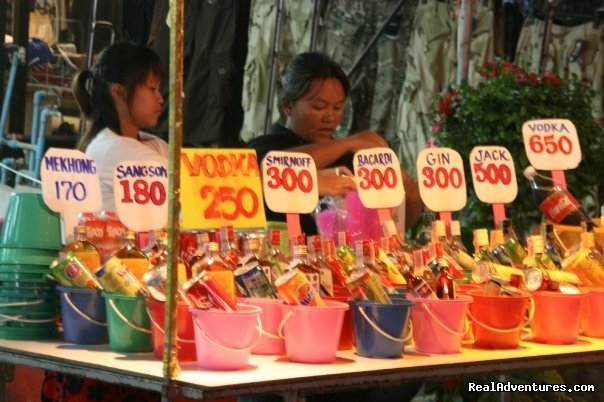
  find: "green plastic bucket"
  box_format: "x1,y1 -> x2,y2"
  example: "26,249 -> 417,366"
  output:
104,292 -> 152,353
0,325 -> 58,340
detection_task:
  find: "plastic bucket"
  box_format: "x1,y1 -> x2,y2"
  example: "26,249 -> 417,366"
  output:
58,287 -> 107,344
104,292 -> 152,353
146,299 -> 196,361
351,300 -> 413,358
531,291 -> 586,344
239,298 -> 286,355
278,301 -> 348,364
190,304 -> 262,370
467,290 -> 531,349
325,296 -> 355,350
408,295 -> 471,354
582,288 -> 604,337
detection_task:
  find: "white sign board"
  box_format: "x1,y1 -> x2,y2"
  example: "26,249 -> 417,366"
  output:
522,119 -> 581,170
113,160 -> 168,232
262,151 -> 318,214
469,146 -> 518,204
353,148 -> 404,209
416,147 -> 467,212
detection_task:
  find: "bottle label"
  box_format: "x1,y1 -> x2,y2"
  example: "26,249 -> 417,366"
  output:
539,191 -> 582,224
413,280 -> 435,299
120,258 -> 151,281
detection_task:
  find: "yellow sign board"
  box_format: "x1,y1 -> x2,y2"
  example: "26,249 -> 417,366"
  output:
180,149 -> 267,229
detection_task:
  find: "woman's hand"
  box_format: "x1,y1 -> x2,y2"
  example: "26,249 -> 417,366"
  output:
347,130 -> 389,152
317,166 -> 356,196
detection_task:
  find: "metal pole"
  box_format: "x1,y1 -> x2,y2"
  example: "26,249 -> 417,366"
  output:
456,0 -> 473,84
309,0 -> 322,51
539,0 -> 558,71
86,0 -> 99,69
0,0 -> 7,98
8,0 -> 28,135
264,0 -> 285,136
345,0 -> 407,78
162,0 -> 184,401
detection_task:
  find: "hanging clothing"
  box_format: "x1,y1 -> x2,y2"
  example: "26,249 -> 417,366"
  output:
148,0 -> 250,147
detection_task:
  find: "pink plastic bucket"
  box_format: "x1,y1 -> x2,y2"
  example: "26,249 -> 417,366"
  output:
147,300 -> 196,361
325,296 -> 355,350
408,295 -> 472,354
190,304 -> 262,370
239,297 -> 286,355
278,301 -> 349,363
582,288 -> 604,337
467,290 -> 531,349
531,291 -> 586,344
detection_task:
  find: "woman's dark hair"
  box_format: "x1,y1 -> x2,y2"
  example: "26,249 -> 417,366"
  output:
280,52 -> 350,108
73,41 -> 164,150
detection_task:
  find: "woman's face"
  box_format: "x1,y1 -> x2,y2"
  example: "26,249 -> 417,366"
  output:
128,73 -> 164,128
284,77 -> 346,143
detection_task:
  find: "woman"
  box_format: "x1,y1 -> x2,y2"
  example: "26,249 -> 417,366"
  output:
248,52 -> 423,235
73,41 -> 168,211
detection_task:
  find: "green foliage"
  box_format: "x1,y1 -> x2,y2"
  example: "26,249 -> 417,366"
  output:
431,60 -> 604,232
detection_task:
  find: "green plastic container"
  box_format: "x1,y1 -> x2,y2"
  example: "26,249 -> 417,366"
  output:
0,325 -> 58,340
0,303 -> 56,315
0,248 -> 57,265
0,271 -> 52,282
104,292 -> 152,353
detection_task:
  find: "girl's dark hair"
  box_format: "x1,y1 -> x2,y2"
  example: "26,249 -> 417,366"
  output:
280,52 -> 350,108
73,41 -> 164,150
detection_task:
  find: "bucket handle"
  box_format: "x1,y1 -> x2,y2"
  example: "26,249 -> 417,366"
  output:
0,299 -> 44,307
277,310 -> 294,339
420,303 -> 469,337
108,299 -> 151,334
0,313 -> 55,323
358,307 -> 407,344
192,313 -> 263,351
145,306 -> 196,343
63,293 -> 107,327
467,297 -> 535,334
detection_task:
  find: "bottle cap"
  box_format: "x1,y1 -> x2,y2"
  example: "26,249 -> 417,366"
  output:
76,225 -> 87,235
270,229 -> 281,246
124,230 -> 136,240
434,220 -> 446,238
207,242 -> 219,252
523,165 -> 537,180
582,232 -> 596,248
473,228 -> 489,247
450,220 -> 461,236
490,230 -> 504,247
531,235 -> 544,254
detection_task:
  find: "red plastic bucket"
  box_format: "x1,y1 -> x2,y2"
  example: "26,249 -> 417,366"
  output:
531,291 -> 586,344
278,301 -> 348,363
467,290 -> 531,349
582,288 -> 604,337
408,295 -> 472,354
324,296 -> 354,350
239,297 -> 285,355
190,304 -> 262,370
146,300 -> 196,361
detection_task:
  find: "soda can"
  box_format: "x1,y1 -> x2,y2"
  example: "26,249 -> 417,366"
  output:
142,264 -> 167,301
95,257 -> 145,297
183,270 -> 238,311
50,252 -> 102,289
234,262 -> 277,299
274,268 -> 324,306
346,267 -> 392,303
483,276 -> 507,296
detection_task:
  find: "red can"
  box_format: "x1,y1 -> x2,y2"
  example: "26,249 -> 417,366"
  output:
183,270 -> 238,311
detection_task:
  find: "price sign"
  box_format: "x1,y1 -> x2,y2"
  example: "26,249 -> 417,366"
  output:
40,148 -> 102,213
112,160 -> 168,232
416,147 -> 467,212
353,148 -> 404,209
522,119 -> 581,171
469,146 -> 517,204
180,149 -> 266,229
261,151 -> 318,214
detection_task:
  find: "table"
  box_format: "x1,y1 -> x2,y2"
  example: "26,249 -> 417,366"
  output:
1,337 -> 604,401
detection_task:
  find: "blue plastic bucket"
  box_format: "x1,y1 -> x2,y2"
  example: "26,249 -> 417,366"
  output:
350,299 -> 413,358
58,286 -> 108,344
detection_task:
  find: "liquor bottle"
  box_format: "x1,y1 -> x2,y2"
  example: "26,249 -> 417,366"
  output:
241,236 -> 273,283
144,230 -> 168,268
431,222 -> 465,278
522,236 -> 552,271
360,241 -> 395,294
489,229 -> 514,266
403,250 -> 436,299
219,226 -> 242,269
523,166 -> 592,225
435,259 -> 456,300
266,229 -> 288,282
308,236 -> 334,297
115,231 -> 151,281
289,244 -> 323,296
499,219 -> 528,268
196,241 -> 236,302
473,229 -> 497,262
377,237 -> 406,286
323,239 -> 355,292
449,220 -> 467,253
77,212 -> 105,249
62,226 -> 102,273
419,248 -> 437,289
382,219 -> 415,267
336,231 -> 355,270
347,242 -> 391,303
542,223 -> 565,269
415,210 -> 436,246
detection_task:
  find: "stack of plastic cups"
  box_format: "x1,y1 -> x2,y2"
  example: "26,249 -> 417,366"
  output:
0,193 -> 62,340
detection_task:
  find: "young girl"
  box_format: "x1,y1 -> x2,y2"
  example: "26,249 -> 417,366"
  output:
73,41 -> 168,211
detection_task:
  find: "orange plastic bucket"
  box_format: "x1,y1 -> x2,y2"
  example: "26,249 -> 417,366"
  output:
582,288 -> 604,337
467,290 -> 531,349
531,291 -> 586,344
146,300 -> 196,361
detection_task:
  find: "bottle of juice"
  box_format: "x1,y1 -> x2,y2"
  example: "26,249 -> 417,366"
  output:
63,226 -> 102,273
115,231 -> 150,281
